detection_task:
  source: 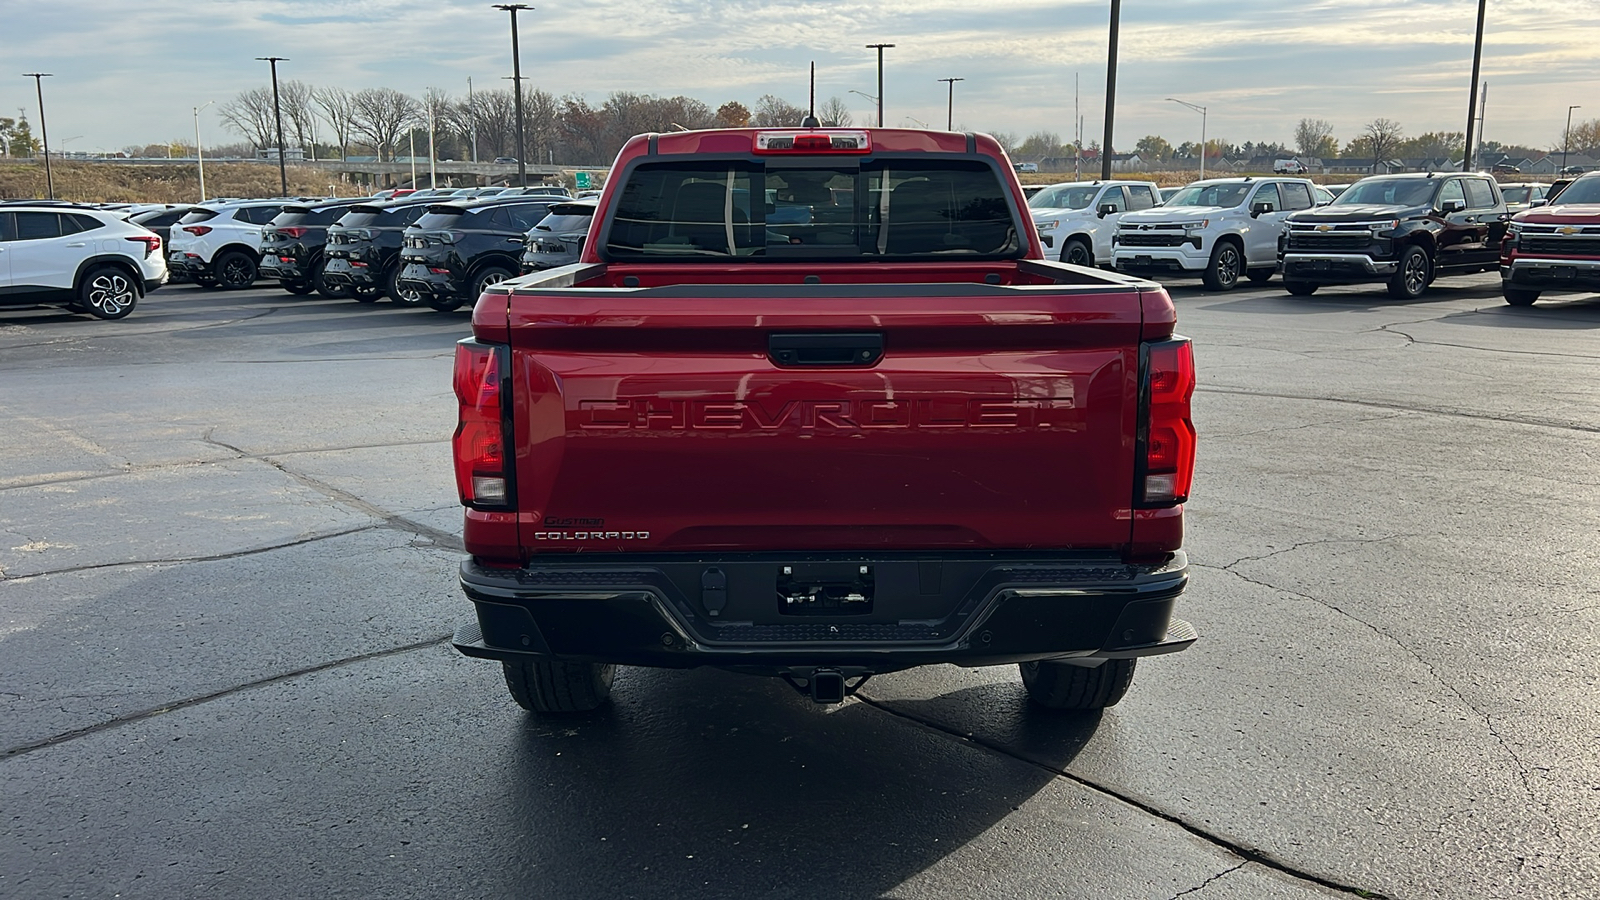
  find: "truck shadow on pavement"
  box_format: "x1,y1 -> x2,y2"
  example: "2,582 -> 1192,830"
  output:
479,666 -> 1101,900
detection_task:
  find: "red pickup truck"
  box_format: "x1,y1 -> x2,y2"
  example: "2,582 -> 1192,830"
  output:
1501,171 -> 1600,305
449,128 -> 1197,714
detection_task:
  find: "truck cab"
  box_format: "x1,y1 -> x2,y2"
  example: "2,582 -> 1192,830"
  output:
1029,180 -> 1161,268
1113,177 -> 1317,290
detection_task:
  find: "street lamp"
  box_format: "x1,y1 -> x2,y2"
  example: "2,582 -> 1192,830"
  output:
494,4 -> 532,188
865,43 -> 894,127
194,99 -> 215,201
1167,97 -> 1208,181
938,77 -> 964,130
1563,105 -> 1582,173
255,57 -> 290,196
23,73 -> 53,199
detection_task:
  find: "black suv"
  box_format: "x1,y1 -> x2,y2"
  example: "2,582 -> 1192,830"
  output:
258,199 -> 372,298
1279,173 -> 1507,298
322,195 -> 443,305
520,198 -> 596,272
395,197 -> 560,311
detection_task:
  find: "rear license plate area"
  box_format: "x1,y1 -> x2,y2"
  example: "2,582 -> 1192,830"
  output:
777,563 -> 875,616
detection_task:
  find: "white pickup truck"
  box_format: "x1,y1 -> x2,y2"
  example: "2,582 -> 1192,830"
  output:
1029,180 -> 1162,267
1112,177 -> 1318,290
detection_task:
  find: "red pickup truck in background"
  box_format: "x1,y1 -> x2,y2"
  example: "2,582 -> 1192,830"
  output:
449,127 -> 1197,715
1501,171 -> 1600,305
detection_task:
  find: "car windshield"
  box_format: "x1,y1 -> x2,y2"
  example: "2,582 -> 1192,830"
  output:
1162,183 -> 1252,209
604,157 -> 1020,261
413,208 -> 466,230
1332,179 -> 1436,207
535,212 -> 593,234
1501,187 -> 1531,203
177,208 -> 219,224
1027,185 -> 1098,210
336,207 -> 383,227
1551,177 -> 1600,205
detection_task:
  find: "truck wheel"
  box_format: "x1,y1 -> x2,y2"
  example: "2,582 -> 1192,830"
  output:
425,295 -> 465,312
80,265 -> 139,320
213,251 -> 257,290
1503,288 -> 1540,307
502,660 -> 615,713
1386,246 -> 1430,299
1060,238 -> 1093,268
1246,268 -> 1274,284
352,285 -> 383,303
1284,280 -> 1318,296
1201,241 -> 1242,291
472,265 -> 515,299
386,264 -> 424,305
313,265 -> 351,299
281,279 -> 315,295
1020,658 -> 1136,710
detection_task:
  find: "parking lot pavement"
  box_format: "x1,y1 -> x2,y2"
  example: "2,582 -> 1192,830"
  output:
3,277 -> 1598,899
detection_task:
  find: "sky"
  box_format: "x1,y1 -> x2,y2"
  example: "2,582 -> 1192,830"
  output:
3,0 -> 1599,155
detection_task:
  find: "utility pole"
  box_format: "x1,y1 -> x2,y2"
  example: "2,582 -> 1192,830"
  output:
256,57 -> 290,195
1461,0 -> 1486,172
194,99 -> 215,201
1100,0 -> 1120,181
23,73 -> 53,199
1475,81 -> 1488,169
494,4 -> 532,188
1564,105 -> 1582,173
1075,73 -> 1081,180
467,76 -> 477,163
938,77 -> 964,131
1167,98 -> 1208,181
865,43 -> 894,127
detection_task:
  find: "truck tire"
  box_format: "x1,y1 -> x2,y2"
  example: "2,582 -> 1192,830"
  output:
1246,268 -> 1274,284
352,285 -> 383,303
1503,287 -> 1540,307
213,251 -> 257,290
1284,280 -> 1318,296
1201,240 -> 1242,291
502,660 -> 616,713
1020,658 -> 1136,710
281,279 -> 315,295
386,263 -> 424,305
1386,245 -> 1430,299
313,264 -> 350,299
1061,238 -> 1093,268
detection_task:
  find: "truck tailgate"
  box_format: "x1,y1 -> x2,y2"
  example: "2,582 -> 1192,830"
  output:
505,282 -> 1142,553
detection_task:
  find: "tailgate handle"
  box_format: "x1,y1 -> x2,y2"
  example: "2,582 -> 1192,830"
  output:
768,333 -> 884,367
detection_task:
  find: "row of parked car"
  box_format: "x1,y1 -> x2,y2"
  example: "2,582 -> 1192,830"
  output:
1028,171 -> 1590,304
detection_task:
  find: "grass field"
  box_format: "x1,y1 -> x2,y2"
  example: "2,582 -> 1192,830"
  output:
0,162 -> 361,203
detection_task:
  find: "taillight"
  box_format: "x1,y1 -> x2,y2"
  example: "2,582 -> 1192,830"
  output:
126,234 -> 161,258
1138,338 -> 1196,506
453,339 -> 511,508
182,225 -> 212,236
278,226 -> 308,239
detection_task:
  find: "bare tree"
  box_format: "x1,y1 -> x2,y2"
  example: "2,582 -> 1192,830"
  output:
818,96 -> 852,127
1362,118 -> 1405,173
279,79 -> 318,160
560,95 -> 610,164
313,85 -> 357,159
218,86 -> 276,150
752,94 -> 805,127
1294,118 -> 1335,159
349,88 -> 420,161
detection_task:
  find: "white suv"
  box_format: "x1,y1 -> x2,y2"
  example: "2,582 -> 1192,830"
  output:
166,199 -> 287,289
1112,177 -> 1318,290
1029,180 -> 1161,267
0,205 -> 167,319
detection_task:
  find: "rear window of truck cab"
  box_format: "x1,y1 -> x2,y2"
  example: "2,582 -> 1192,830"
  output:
602,158 -> 1023,261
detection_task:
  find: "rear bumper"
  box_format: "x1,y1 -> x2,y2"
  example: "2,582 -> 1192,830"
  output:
1502,257 -> 1600,289
397,262 -> 462,298
259,255 -> 309,281
453,551 -> 1193,673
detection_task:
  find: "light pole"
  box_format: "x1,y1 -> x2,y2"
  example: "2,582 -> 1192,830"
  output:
938,77 -> 964,130
494,4 -> 532,188
1167,98 -> 1208,181
467,76 -> 478,163
255,57 -> 290,196
865,43 -> 894,127
194,100 -> 215,201
23,73 -> 53,199
848,88 -> 878,120
1564,105 -> 1582,173
1101,0 -> 1120,180
1461,0 -> 1486,172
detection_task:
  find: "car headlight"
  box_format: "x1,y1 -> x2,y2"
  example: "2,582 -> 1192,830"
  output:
1035,219 -> 1060,232
1370,218 -> 1400,236
1506,222 -> 1523,236
1184,219 -> 1209,236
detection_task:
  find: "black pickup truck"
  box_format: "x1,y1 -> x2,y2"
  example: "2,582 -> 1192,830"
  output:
1279,172 -> 1507,298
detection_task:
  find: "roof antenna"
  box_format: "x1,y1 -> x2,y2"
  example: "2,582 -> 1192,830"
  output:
801,61 -> 821,128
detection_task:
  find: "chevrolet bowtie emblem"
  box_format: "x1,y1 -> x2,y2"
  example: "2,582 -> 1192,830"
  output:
1316,224 -> 1333,232
1559,225 -> 1580,235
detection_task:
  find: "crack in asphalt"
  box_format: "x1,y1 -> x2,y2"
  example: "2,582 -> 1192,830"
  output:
0,525 -> 379,582
1198,386 -> 1600,434
1214,535 -> 1414,572
201,431 -> 464,552
0,307 -> 283,354
1168,862 -> 1247,899
1206,411 -> 1410,440
0,636 -> 451,761
852,694 -> 1392,899
1197,562 -> 1541,812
